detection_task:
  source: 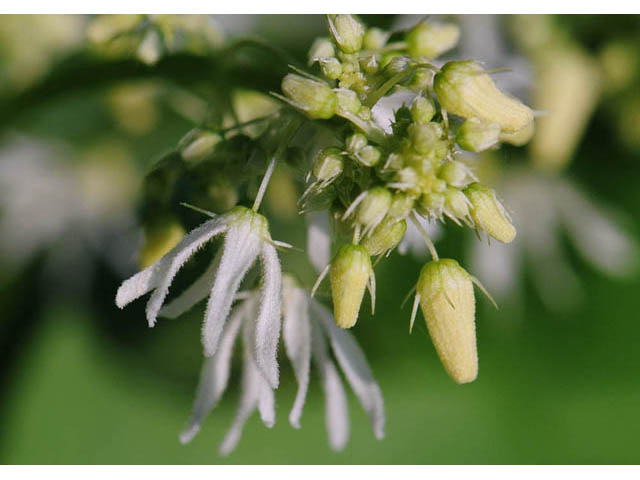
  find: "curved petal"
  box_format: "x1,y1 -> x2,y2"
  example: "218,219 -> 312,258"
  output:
145,217 -> 228,327
282,286 -> 312,428
306,211 -> 331,273
179,302 -> 246,444
160,248 -> 222,319
312,300 -> 385,440
251,241 -> 282,389
202,221 -> 261,357
310,317 -> 349,451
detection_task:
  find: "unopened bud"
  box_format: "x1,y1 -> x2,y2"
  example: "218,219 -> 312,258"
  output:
335,88 -> 361,115
438,161 -> 474,188
330,244 -> 373,328
362,219 -> 407,256
410,96 -> 436,124
320,57 -> 343,80
434,60 -> 533,133
346,132 -> 368,155
180,131 -> 222,162
420,192 -> 445,217
416,259 -> 477,384
500,119 -> 535,146
444,188 -> 471,221
357,187 -> 392,229
408,122 -> 443,155
281,74 -> 337,120
328,15 -> 365,54
355,145 -> 382,167
313,147 -> 344,182
464,183 -> 516,243
387,192 -> 415,222
456,118 -> 501,152
308,37 -> 335,65
363,27 -> 389,51
406,22 -> 460,60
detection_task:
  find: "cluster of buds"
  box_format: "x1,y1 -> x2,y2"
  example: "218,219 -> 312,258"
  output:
280,15 -> 532,383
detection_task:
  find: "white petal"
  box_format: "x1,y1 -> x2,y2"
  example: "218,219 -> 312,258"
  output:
257,374 -> 275,428
306,211 -> 331,273
160,248 -> 222,319
469,235 -> 520,300
115,262 -> 165,309
202,221 -> 261,357
312,300 -> 385,440
282,286 -> 312,428
310,317 -> 349,451
179,303 -> 246,444
145,217 -> 228,327
251,241 -> 283,389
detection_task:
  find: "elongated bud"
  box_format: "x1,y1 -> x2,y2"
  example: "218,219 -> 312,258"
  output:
363,27 -> 389,51
434,60 -> 533,133
140,219 -> 185,269
438,161 -> 475,188
281,74 -> 337,119
346,132 -> 368,155
308,37 -> 335,65
500,119 -> 535,146
406,22 -> 460,60
355,145 -> 382,167
330,244 -> 372,328
180,130 -> 221,162
456,118 -> 501,152
319,57 -> 343,80
444,188 -> 471,222
416,259 -> 477,384
357,187 -> 392,230
362,219 -> 407,256
410,96 -> 436,124
408,122 -> 444,155
387,192 -> 415,222
328,15 -> 365,54
464,183 -> 516,243
335,88 -> 361,115
313,147 -> 344,182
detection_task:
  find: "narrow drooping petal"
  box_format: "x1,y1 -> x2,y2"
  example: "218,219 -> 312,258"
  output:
251,241 -> 282,389
160,249 -> 222,319
312,300 -> 385,440
310,316 -> 349,451
145,216 -> 228,327
282,285 -> 312,428
202,220 -> 262,357
257,375 -> 275,428
179,303 -> 246,444
116,262 -> 165,310
306,211 -> 331,273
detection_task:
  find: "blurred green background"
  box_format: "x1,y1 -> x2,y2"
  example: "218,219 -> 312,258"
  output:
1,14 -> 640,464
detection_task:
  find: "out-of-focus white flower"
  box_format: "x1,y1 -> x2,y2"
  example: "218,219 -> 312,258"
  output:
179,279 -> 384,455
116,206 -> 284,388
470,170 -> 638,312
397,214 -> 442,257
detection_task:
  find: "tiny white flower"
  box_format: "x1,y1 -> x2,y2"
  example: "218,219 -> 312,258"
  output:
115,205 -> 283,388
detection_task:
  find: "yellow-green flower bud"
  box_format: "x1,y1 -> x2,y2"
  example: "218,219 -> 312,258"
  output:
420,192 -> 445,217
335,88 -> 361,115
308,37 -> 335,65
363,27 -> 389,51
383,56 -> 413,77
434,60 -> 534,133
319,57 -> 343,80
499,119 -> 535,146
385,152 -> 405,170
444,188 -> 471,221
346,132 -> 368,155
387,192 -> 415,222
180,131 -> 222,162
408,122 -> 443,155
328,14 -> 365,54
357,187 -> 392,229
355,145 -> 382,167
330,244 -> 373,328
362,219 -> 407,256
464,183 -> 516,243
360,55 -> 380,75
140,220 -> 185,269
410,96 -> 436,124
438,161 -> 474,188
406,22 -> 460,60
392,167 -> 420,195
416,259 -> 477,384
281,74 -> 337,120
313,147 -> 344,182
456,118 -> 501,152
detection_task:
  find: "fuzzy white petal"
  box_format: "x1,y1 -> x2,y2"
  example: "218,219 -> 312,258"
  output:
160,248 -> 222,319
250,241 -> 282,389
282,286 -> 312,428
202,221 -> 261,357
179,303 -> 246,444
312,300 -> 385,440
257,374 -> 275,428
145,217 -> 228,327
310,316 -> 349,451
115,262 -> 165,309
306,211 -> 331,273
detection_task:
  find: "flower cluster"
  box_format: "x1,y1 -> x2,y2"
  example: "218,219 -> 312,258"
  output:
116,15 -> 534,454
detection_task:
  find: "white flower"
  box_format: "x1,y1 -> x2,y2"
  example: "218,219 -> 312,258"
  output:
397,214 -> 442,257
469,170 -> 638,312
115,205 -> 283,388
179,279 -> 385,455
